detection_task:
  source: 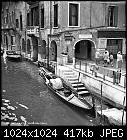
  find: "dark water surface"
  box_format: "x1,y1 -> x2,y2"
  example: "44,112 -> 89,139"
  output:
1,57 -> 96,126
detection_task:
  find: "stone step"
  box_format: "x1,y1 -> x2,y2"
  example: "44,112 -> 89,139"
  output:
69,80 -> 80,84
71,83 -> 84,87
65,75 -> 78,79
63,72 -> 75,75
62,70 -> 73,73
77,90 -> 90,95
67,77 -> 79,80
74,87 -> 87,91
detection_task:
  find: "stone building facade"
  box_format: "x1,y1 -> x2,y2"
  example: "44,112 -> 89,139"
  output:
33,1 -> 125,65
2,1 -> 126,65
1,2 -> 29,54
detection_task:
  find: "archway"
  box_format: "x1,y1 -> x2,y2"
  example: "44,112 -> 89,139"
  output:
38,40 -> 46,60
31,37 -> 38,62
5,35 -> 8,50
74,40 -> 95,60
22,38 -> 26,52
50,40 -> 57,61
27,39 -> 31,54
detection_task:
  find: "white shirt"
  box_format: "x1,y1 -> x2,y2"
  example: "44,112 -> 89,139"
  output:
117,54 -> 123,62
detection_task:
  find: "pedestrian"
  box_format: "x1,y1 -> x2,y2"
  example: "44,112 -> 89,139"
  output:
109,53 -> 114,67
103,49 -> 109,66
116,69 -> 121,84
116,51 -> 123,70
95,50 -> 100,65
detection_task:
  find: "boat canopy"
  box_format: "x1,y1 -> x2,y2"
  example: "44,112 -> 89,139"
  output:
50,78 -> 63,90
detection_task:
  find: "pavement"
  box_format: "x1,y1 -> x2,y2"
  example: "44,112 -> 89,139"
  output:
70,59 -> 126,89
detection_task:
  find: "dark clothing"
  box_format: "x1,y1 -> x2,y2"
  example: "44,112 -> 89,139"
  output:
113,70 -> 121,84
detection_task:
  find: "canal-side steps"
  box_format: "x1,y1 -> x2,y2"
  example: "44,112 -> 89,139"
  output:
59,68 -> 126,125
62,69 -> 90,97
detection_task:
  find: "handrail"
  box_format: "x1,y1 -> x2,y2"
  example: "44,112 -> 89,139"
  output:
66,64 -> 125,93
75,58 -> 126,88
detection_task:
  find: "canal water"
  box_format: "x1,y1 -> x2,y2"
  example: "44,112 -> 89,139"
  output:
1,57 -> 98,126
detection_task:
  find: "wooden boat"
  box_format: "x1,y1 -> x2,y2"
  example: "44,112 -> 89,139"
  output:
6,51 -> 22,61
39,67 -> 95,113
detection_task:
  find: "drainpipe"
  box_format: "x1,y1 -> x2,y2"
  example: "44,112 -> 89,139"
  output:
47,1 -> 52,68
90,1 -> 92,28
38,2 -> 41,64
25,2 -> 27,58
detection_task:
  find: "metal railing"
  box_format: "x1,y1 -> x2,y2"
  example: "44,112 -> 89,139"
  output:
74,58 -> 126,88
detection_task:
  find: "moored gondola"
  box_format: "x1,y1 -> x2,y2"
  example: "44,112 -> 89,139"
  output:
6,51 -> 22,61
39,67 -> 95,115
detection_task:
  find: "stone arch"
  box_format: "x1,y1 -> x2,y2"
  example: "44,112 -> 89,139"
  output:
38,40 -> 47,61
74,39 -> 96,60
27,39 -> 31,54
50,40 -> 57,61
22,38 -> 26,52
31,37 -> 38,61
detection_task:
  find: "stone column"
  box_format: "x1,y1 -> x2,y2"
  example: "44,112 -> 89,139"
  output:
72,47 -> 75,67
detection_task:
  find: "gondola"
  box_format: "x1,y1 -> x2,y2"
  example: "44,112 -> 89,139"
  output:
39,67 -> 95,113
6,51 -> 22,61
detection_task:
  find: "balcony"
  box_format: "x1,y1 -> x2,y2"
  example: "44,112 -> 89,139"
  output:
26,26 -> 39,37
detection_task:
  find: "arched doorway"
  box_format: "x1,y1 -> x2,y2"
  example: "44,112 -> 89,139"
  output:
31,37 -> 38,62
5,35 -> 8,50
75,40 -> 95,60
27,39 -> 31,54
22,38 -> 26,53
38,40 -> 46,61
50,40 -> 57,61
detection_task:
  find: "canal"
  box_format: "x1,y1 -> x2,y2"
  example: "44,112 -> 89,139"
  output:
1,57 -> 97,126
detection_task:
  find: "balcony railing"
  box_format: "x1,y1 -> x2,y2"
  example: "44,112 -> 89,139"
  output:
26,26 -> 39,37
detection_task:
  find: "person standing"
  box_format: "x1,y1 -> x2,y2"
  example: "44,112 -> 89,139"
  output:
116,51 -> 123,70
103,49 -> 109,66
109,53 -> 114,67
95,50 -> 100,65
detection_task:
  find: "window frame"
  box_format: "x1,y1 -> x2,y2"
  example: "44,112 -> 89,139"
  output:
16,19 -> 19,28
54,3 -> 58,28
68,2 -> 80,27
107,6 -> 118,27
41,7 -> 44,28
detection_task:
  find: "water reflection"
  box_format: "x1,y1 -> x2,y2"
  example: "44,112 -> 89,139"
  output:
1,97 -> 31,126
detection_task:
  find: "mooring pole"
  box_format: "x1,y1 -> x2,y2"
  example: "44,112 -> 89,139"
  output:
122,95 -> 125,125
100,81 -> 103,125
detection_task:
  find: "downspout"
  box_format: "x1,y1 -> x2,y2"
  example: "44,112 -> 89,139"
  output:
90,1 -> 92,28
38,2 -> 41,63
25,2 -> 27,57
47,1 -> 52,68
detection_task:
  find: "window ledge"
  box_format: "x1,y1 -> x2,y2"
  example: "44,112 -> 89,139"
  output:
53,27 -> 59,29
68,26 -> 80,28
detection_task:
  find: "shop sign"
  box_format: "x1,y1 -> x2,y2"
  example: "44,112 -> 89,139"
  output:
79,34 -> 92,39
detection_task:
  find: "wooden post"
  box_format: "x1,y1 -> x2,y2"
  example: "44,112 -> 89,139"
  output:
122,95 -> 125,125
100,81 -> 103,125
